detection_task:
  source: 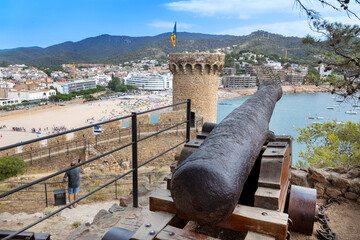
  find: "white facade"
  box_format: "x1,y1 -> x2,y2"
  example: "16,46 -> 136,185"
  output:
93,75 -> 111,85
50,79 -> 96,94
125,72 -> 172,91
7,89 -> 56,101
265,60 -> 282,70
0,98 -> 21,106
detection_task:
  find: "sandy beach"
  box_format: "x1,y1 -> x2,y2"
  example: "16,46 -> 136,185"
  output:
0,94 -> 172,147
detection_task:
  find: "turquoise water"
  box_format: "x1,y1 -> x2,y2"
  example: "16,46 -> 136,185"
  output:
217,93 -> 360,164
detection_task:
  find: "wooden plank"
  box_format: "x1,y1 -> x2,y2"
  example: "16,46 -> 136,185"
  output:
254,187 -> 280,210
245,231 -> 275,240
262,146 -> 287,158
216,205 -> 288,240
130,211 -> 176,240
155,225 -> 219,240
278,180 -> 290,213
267,142 -> 287,148
150,189 -> 288,240
258,157 -> 284,189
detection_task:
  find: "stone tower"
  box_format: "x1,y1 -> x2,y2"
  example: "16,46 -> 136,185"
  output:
169,53 -> 225,124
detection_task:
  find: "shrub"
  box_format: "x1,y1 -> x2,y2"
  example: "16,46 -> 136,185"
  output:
0,156 -> 28,180
297,120 -> 360,168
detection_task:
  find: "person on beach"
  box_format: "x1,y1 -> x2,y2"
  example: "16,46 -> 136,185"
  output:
63,160 -> 84,208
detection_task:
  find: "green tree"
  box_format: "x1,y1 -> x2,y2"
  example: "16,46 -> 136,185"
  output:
303,21 -> 360,97
0,156 -> 28,180
108,76 -> 121,91
296,120 -> 360,168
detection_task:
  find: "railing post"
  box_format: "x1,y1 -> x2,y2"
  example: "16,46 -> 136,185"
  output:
67,143 -> 69,154
48,148 -> 51,161
118,129 -> 121,143
95,135 -> 98,148
186,99 -> 191,142
131,112 -> 138,208
44,183 -> 48,207
115,179 -> 118,199
30,152 -> 32,165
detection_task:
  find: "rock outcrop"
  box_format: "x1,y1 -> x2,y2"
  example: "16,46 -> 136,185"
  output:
290,165 -> 360,202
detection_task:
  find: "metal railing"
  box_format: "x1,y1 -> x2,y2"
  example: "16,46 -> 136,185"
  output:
7,119 -> 202,164
0,99 -> 191,240
0,171 -> 165,207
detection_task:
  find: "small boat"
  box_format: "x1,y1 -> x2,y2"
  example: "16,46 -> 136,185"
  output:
308,117 -> 315,119
336,99 -> 344,102
333,104 -> 339,107
355,107 -> 360,110
345,110 -> 357,115
352,104 -> 360,107
313,121 -> 323,125
317,117 -> 324,120
326,107 -> 334,110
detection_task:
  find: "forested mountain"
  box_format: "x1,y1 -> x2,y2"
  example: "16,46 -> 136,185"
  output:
0,31 -> 311,66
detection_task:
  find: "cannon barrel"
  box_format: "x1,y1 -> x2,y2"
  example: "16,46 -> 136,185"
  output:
170,80 -> 282,224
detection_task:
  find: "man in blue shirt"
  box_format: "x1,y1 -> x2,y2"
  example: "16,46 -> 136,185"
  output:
63,160 -> 84,208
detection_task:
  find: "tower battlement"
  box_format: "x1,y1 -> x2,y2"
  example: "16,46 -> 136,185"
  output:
169,53 -> 225,75
169,53 -> 225,123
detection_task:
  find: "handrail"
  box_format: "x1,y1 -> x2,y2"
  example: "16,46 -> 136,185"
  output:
0,99 -> 191,240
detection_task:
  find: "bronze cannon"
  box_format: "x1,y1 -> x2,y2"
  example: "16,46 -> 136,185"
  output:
170,80 -> 282,224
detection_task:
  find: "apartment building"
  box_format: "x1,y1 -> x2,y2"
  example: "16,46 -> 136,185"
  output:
222,74 -> 257,88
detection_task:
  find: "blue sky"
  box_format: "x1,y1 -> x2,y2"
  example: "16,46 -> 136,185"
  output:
0,0 -> 359,49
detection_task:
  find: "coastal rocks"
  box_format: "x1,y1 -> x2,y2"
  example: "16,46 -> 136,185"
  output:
291,165 -> 360,202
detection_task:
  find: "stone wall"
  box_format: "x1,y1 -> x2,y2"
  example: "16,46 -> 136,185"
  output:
291,165 -> 360,203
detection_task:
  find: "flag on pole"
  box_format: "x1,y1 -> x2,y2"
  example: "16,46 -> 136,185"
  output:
171,22 -> 177,47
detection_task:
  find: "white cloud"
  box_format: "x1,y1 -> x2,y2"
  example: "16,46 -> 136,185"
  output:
165,0 -> 295,19
218,20 -> 313,38
148,20 -> 196,29
217,15 -> 359,38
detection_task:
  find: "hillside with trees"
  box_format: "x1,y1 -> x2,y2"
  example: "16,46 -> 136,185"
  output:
0,31 -> 313,66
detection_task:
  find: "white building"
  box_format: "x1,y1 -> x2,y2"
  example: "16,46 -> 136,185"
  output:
50,79 -> 97,94
0,98 -> 21,106
93,75 -> 111,86
318,65 -> 332,77
7,89 -> 56,101
125,72 -> 172,91
222,74 -> 257,88
265,60 -> 282,70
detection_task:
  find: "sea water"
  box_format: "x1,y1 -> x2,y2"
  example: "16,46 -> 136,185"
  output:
217,93 -> 360,164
